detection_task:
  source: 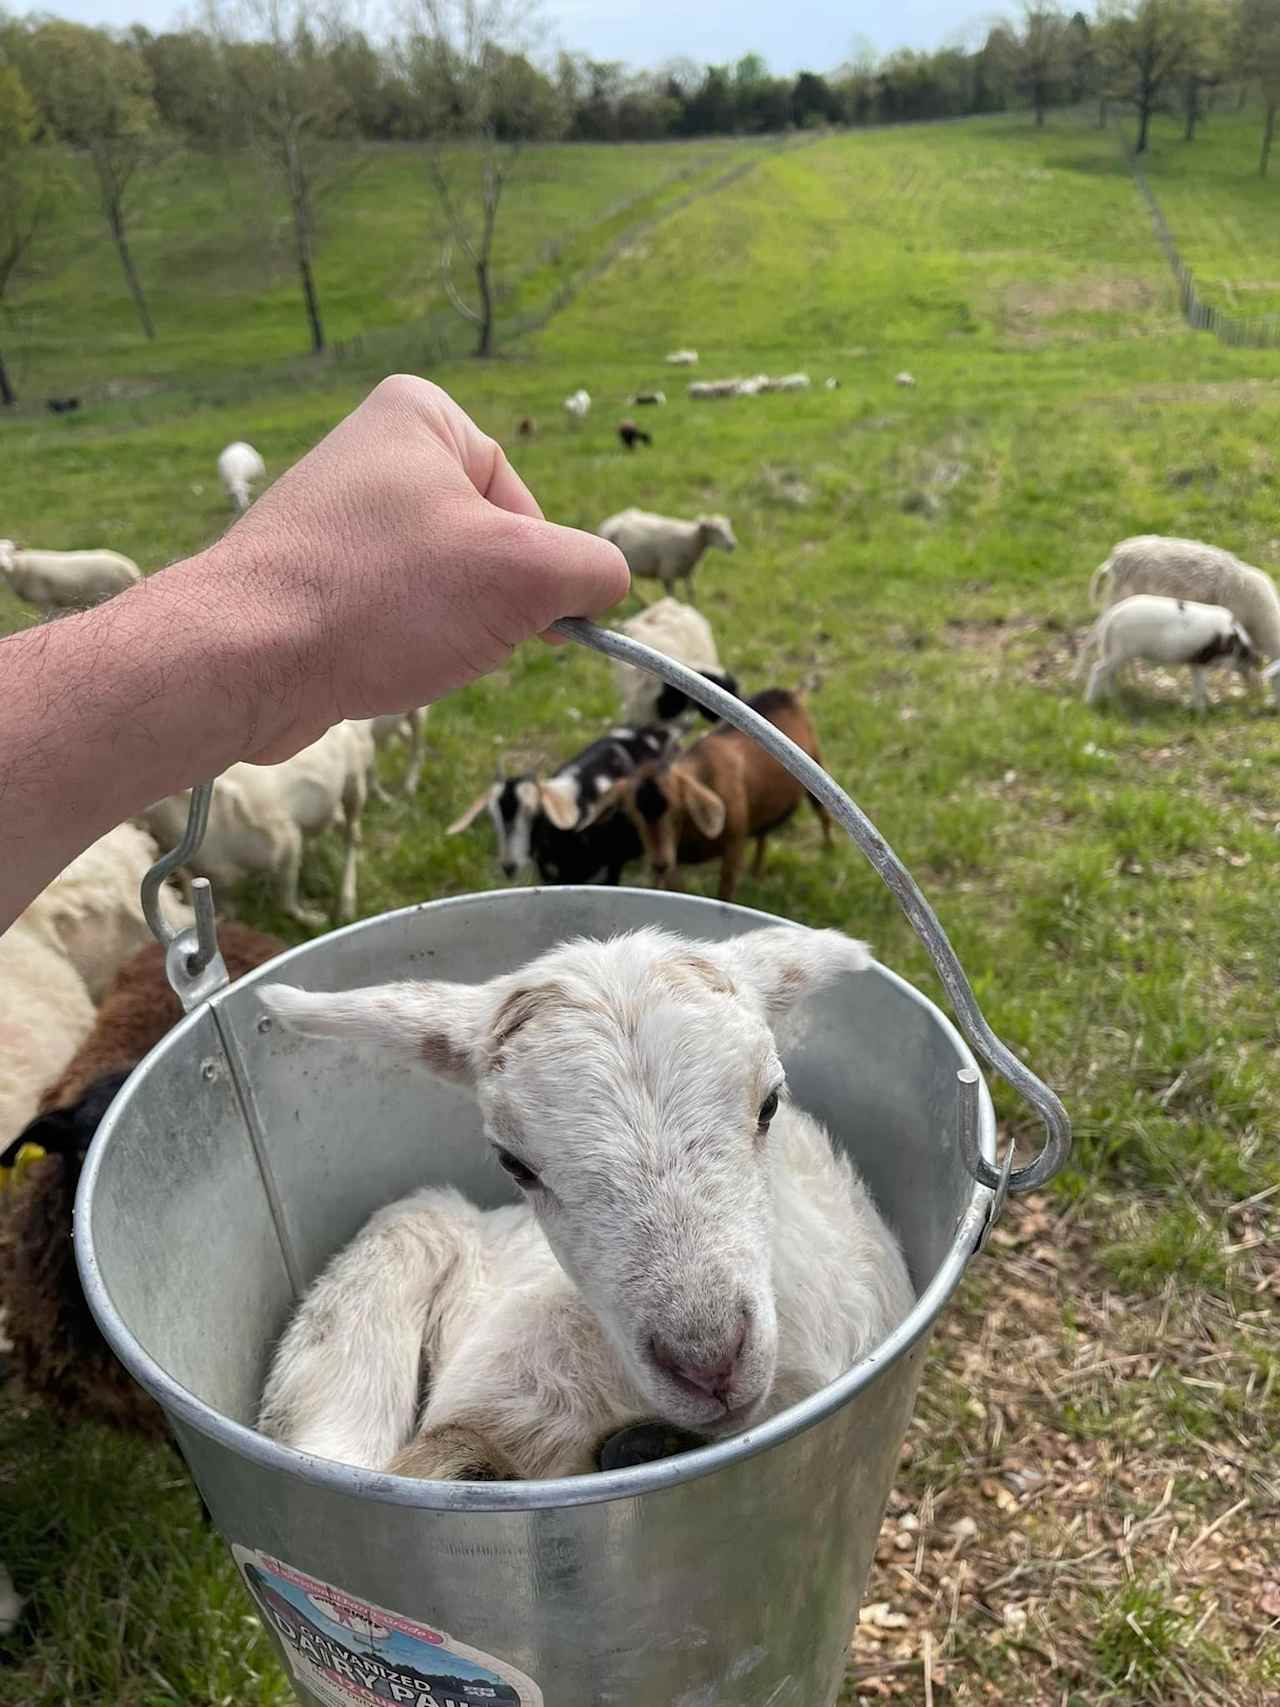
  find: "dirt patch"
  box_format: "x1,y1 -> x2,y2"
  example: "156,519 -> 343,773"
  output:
1002,273 -> 1159,329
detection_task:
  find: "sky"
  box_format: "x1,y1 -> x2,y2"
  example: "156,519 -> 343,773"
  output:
24,0 -> 1001,75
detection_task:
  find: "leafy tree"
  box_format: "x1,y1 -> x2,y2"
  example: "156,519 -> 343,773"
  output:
26,22 -> 160,338
1235,0 -> 1280,171
0,60 -> 59,405
1099,0 -> 1202,152
1066,10 -> 1098,101
1014,1 -> 1068,125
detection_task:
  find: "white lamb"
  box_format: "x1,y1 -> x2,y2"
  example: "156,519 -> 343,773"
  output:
562,389 -> 591,423
141,721 -> 375,928
256,924 -> 914,1480
665,349 -> 699,365
611,597 -> 731,725
598,508 -> 737,599
763,373 -> 811,392
0,540 -> 140,609
0,823 -> 189,1143
1089,535 -> 1280,700
361,708 -> 430,801
1079,594 -> 1262,712
217,441 -> 266,512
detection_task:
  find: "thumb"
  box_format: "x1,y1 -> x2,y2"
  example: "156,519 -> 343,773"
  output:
497,511 -> 631,634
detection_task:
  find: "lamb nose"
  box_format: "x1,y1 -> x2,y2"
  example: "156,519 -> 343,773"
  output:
654,1317 -> 748,1399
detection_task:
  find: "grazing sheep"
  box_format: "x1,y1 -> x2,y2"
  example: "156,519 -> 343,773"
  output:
611,597 -> 738,727
601,689 -> 832,902
763,373 -> 811,392
1078,594 -> 1262,712
631,391 -> 666,406
665,349 -> 699,365
895,372 -> 917,388
217,441 -> 266,512
516,416 -> 537,439
142,720 -> 376,927
0,540 -> 140,609
0,925 -> 283,1436
687,379 -> 741,400
256,922 -> 914,1479
362,707 -> 430,800
598,508 -> 737,600
447,725 -> 673,884
0,822 -> 189,1146
1088,535 -> 1280,697
732,374 -> 771,397
824,377 -> 840,390
46,397 -> 80,415
563,389 -> 591,423
618,419 -> 652,451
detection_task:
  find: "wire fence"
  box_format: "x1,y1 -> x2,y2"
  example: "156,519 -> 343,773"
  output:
1126,146 -> 1280,348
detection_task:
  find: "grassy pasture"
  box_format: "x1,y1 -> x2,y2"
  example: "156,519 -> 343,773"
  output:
1,113 -> 1278,1705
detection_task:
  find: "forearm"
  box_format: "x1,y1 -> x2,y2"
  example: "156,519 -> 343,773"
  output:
0,543 -> 290,931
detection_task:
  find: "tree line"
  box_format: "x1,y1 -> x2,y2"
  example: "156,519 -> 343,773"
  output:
3,0 -> 1280,404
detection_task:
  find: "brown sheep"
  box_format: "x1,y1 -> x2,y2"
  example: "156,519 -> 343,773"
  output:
600,688 -> 832,901
0,923 -> 284,1433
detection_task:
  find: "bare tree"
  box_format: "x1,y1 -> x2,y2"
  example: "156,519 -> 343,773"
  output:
1236,0 -> 1280,173
28,22 -> 160,339
405,0 -> 563,358
1014,1 -> 1068,126
0,61 -> 59,405
212,0 -> 354,355
1099,0 -> 1202,152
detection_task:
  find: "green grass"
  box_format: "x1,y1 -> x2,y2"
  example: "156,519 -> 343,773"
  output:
3,109 -> 1279,1703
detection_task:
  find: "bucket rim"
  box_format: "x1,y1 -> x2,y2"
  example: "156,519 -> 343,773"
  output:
77,886 -> 996,1512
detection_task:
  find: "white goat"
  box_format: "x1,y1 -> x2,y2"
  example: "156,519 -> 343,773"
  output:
217,441 -> 266,512
562,389 -> 591,424
1079,594 -> 1262,712
665,349 -> 699,365
256,924 -> 914,1480
611,597 -> 734,726
0,823 -> 189,1144
361,708 -> 430,801
142,721 -> 375,927
0,540 -> 140,609
1089,536 -> 1280,696
598,508 -> 738,599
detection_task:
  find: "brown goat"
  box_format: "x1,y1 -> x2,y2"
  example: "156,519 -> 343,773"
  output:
604,688 -> 832,901
0,923 -> 283,1434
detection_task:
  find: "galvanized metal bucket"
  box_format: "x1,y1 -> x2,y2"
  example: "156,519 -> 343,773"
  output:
76,621 -> 1069,1707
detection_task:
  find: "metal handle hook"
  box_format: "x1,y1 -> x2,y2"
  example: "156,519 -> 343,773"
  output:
553,617 -> 1071,1194
141,780 -> 229,1012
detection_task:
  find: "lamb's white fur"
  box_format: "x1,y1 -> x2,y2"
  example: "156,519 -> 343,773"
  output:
256,925 -> 914,1480
762,373 -> 811,392
0,540 -> 140,608
217,441 -> 266,512
360,708 -> 430,800
1088,537 -> 1280,695
562,389 -> 591,422
0,823 -> 189,1143
665,349 -> 699,365
142,721 -> 375,927
611,598 -> 726,725
598,508 -> 737,599
1079,593 -> 1260,712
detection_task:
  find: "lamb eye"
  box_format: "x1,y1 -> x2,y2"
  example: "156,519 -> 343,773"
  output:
495,1148 -> 540,1189
758,1089 -> 780,1130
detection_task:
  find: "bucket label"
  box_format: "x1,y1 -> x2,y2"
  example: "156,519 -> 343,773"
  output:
233,1546 -> 544,1707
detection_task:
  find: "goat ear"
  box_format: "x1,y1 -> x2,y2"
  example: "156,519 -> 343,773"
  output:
538,778 -> 581,832
578,777 -> 627,829
677,773 -> 726,840
258,981 -> 491,1084
446,790 -> 492,835
718,927 -> 872,1030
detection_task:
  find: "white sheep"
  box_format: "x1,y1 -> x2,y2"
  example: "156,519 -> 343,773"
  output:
361,708 -> 430,800
1089,536 -> 1280,697
687,379 -> 740,400
611,597 -> 733,725
895,372 -> 917,388
732,374 -> 771,397
141,721 -> 375,928
0,823 -> 189,1144
598,508 -> 737,599
0,540 -> 140,609
256,924 -> 914,1480
763,373 -> 811,392
665,349 -> 699,365
217,441 -> 266,512
1079,594 -> 1262,712
562,389 -> 591,423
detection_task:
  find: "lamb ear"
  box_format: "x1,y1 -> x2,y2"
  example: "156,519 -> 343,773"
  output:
258,981 -> 492,1084
716,927 -> 873,1029
446,790 -> 493,835
538,778 -> 581,831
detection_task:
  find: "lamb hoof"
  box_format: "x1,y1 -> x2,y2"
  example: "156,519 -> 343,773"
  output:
595,1421 -> 712,1471
387,1425 -> 518,1483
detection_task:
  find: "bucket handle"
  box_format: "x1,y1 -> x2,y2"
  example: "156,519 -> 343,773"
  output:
554,617 -> 1070,1196
138,621 -> 1070,1193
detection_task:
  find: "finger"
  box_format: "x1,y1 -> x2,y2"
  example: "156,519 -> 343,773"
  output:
479,441 -> 545,523
520,520 -> 631,624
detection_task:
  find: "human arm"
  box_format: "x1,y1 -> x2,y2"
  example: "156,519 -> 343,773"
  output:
0,375 -> 629,930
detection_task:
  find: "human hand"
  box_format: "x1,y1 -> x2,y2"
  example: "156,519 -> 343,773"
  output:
204,375 -> 630,762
